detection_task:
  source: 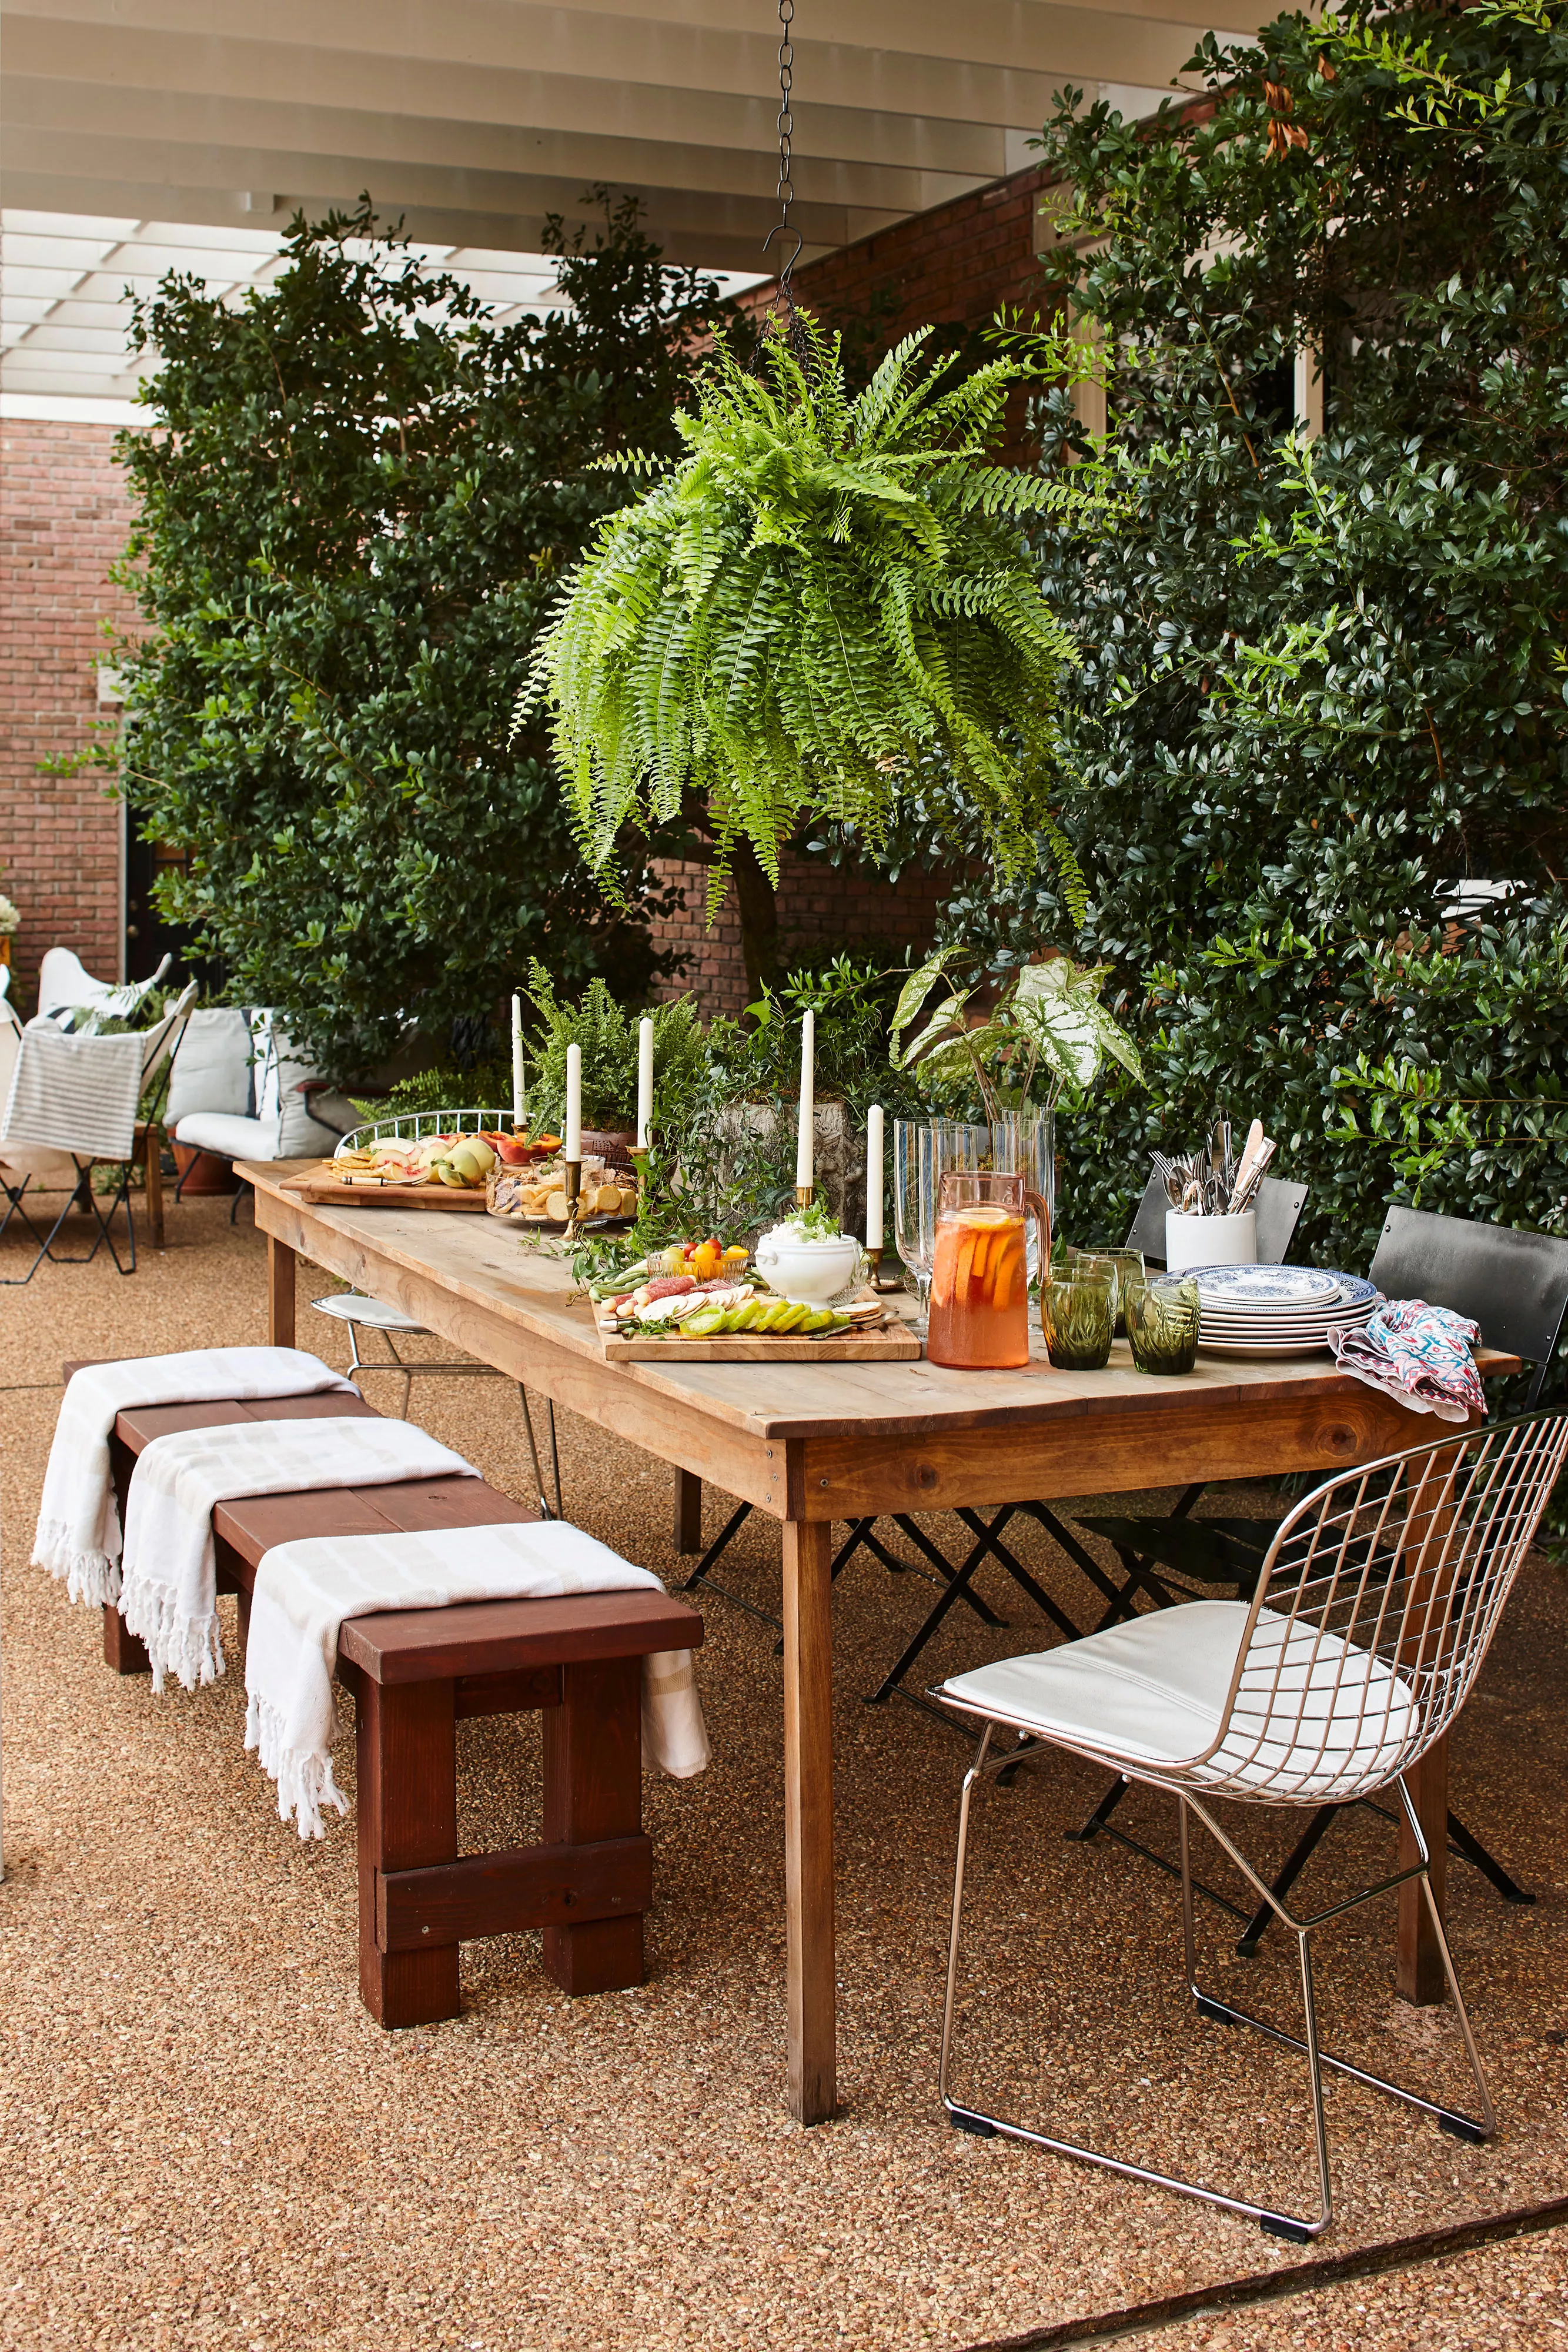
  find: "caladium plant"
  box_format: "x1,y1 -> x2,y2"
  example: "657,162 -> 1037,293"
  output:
890,946 -> 1145,1124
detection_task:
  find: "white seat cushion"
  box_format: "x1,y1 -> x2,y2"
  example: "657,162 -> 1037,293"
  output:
173,1108 -> 341,1162
311,1293 -> 427,1334
165,1007 -> 252,1125
941,1602 -> 1419,1803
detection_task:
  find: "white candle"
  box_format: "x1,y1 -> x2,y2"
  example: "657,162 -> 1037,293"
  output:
795,1010 -> 814,1191
564,1042 -> 582,1162
866,1103 -> 884,1249
510,993 -> 525,1131
636,1015 -> 654,1149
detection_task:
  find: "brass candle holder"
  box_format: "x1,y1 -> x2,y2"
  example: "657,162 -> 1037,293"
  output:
866,1243 -> 899,1292
795,1183 -> 814,1211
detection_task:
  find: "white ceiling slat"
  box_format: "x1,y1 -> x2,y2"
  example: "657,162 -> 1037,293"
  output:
1,0 -> 1273,412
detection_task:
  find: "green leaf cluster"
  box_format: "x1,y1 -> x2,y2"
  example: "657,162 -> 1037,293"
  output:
971,2 -> 1568,1438
890,945 -> 1144,1122
529,312 -> 1092,912
100,192 -> 730,1078
519,961 -> 708,1134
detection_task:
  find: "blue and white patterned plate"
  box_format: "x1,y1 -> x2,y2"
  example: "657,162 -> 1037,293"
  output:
1188,1264 -> 1343,1304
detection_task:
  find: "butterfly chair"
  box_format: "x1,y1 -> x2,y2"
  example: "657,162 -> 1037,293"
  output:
0,984 -> 195,1280
35,946 -> 172,1030
935,1405 -> 1568,2244
1067,1207 -> 1568,1940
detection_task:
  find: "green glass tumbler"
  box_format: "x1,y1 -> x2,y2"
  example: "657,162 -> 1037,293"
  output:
1125,1272 -> 1201,1375
1081,1244 -> 1146,1337
1041,1272 -> 1115,1370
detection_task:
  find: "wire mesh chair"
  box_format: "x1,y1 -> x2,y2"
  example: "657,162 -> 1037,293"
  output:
323,1108 -> 564,1519
934,1405 -> 1568,2244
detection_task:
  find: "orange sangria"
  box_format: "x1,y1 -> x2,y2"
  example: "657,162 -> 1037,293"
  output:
927,1172 -> 1051,1369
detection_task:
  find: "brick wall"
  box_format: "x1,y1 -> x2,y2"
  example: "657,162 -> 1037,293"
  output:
744,161 -> 1056,350
0,419 -> 139,1011
648,851 -> 956,1018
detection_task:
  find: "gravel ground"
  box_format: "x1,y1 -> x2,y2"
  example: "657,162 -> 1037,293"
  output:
2,1195 -> 1566,2351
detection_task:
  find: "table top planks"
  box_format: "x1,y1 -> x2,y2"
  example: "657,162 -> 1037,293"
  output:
240,1160 -> 1516,1452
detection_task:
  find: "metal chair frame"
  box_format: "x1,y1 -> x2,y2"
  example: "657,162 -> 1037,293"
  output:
935,1407 -> 1568,2242
0,987 -> 193,1285
316,1298 -> 565,1522
1068,1205 -> 1568,1932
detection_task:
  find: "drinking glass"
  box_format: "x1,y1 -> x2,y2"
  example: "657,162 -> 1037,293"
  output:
1041,1271 -> 1115,1369
988,1108 -> 1055,1281
927,1170 -> 1051,1371
892,1118 -> 935,1327
1069,1242 -> 1145,1336
1125,1272 -> 1201,1375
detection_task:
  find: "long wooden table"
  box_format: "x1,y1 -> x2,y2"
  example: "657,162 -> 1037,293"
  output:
239,1161 -> 1516,2122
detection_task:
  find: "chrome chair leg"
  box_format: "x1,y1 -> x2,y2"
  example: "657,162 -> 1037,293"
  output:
939,1756 -> 1493,2245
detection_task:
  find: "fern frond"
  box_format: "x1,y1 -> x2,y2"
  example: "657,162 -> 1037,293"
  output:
527,304 -> 1086,906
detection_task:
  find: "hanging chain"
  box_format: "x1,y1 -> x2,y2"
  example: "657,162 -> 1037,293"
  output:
758,0 -> 807,358
775,0 -> 797,303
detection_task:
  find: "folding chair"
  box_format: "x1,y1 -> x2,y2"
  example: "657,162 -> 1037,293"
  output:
1067,1205 -> 1568,1940
0,985 -> 194,1282
935,1406 -> 1568,2243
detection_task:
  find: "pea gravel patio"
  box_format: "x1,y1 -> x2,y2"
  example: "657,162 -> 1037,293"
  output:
2,1198 -> 1566,2350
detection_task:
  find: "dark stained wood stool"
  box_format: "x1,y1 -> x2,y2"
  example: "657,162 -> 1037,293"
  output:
68,1368 -> 702,2027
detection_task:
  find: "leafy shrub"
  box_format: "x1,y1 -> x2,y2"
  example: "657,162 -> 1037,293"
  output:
98,193 -> 727,1078
521,963 -> 707,1134
978,1 -> 1568,1432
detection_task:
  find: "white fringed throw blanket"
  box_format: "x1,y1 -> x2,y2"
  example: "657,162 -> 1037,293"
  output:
245,1520 -> 711,1838
32,1347 -> 359,1606
119,1416 -> 476,1693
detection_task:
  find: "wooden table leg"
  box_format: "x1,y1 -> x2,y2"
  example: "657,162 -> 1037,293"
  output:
673,1468 -> 703,1555
782,1518 -> 835,2124
541,1657 -> 644,1993
1398,1734 -> 1449,2004
267,1233 -> 296,1348
358,1678 -> 460,2026
143,1125 -> 165,1250
103,1605 -> 151,1675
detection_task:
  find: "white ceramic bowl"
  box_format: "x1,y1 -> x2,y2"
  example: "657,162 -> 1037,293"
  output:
754,1228 -> 862,1304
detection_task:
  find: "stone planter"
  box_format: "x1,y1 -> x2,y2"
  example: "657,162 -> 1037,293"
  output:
715,1098 -> 868,1239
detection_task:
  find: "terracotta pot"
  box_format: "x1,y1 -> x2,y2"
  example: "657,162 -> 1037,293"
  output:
172,1141 -> 240,1195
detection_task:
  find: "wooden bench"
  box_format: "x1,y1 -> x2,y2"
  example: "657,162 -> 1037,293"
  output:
73,1371 -> 703,2027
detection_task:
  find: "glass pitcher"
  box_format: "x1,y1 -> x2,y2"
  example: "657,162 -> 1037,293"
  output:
927,1170 -> 1052,1371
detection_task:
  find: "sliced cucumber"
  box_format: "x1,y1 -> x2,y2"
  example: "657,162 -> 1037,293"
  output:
683,1311 -> 726,1337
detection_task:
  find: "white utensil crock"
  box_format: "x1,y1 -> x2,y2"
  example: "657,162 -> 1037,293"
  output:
1165,1208 -> 1256,1274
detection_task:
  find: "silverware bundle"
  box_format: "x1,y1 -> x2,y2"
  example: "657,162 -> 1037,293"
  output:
1152,1117 -> 1275,1217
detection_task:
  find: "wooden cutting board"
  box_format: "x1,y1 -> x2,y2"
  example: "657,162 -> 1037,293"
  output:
279,1161 -> 490,1211
600,1321 -> 922,1362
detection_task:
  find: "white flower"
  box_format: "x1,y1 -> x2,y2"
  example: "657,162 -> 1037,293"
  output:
0,894 -> 19,935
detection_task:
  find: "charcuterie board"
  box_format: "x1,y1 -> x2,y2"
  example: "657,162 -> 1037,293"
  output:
600,1320 -> 921,1362
280,1162 -> 490,1211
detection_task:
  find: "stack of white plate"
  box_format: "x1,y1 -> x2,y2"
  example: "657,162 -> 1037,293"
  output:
1186,1264 -> 1381,1357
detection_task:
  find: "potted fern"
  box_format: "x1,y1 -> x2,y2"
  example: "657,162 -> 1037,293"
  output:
529,314 -> 1092,990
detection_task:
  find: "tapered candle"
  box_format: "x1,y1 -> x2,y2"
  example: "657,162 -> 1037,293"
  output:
510,993 -> 526,1131
636,1015 -> 654,1150
866,1103 -> 884,1250
795,1010 -> 815,1192
564,1042 -> 582,1163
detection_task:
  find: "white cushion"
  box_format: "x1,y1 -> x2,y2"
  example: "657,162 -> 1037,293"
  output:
164,1007 -> 252,1125
249,1010 -> 337,1157
941,1601 -> 1419,1803
311,1293 -> 427,1333
174,1111 -> 279,1160
175,1107 -> 340,1163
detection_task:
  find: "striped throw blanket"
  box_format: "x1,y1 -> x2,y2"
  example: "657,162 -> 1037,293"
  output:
246,1520 -> 710,1837
33,1347 -> 360,1606
2,1021 -> 143,1160
119,1415 -> 477,1692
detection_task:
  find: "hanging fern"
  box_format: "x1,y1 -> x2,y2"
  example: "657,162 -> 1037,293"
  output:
526,312 -> 1095,918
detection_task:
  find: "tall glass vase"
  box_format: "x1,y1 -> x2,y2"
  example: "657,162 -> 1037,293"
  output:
988,1108 -> 1055,1281
893,1119 -> 987,1331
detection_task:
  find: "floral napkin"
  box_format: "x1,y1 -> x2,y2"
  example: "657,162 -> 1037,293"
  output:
1328,1297 -> 1486,1424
